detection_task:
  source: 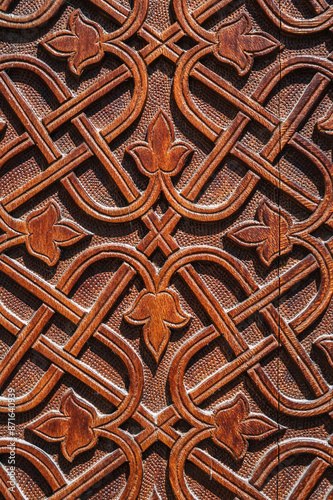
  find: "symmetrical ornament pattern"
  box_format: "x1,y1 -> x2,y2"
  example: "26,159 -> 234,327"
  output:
0,0 -> 333,499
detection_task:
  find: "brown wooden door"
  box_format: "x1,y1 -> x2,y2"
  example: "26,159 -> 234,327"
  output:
0,0 -> 333,499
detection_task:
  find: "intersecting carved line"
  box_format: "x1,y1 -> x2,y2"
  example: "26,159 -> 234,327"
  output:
0,72 -> 61,162
137,208 -> 181,257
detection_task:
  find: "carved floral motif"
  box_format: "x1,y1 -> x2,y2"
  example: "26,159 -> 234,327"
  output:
0,0 -> 332,498
213,393 -> 279,460
228,199 -> 293,266
317,105 -> 333,135
28,391 -> 99,462
125,289 -> 190,362
42,10 -> 104,76
25,201 -> 87,266
315,336 -> 333,368
127,111 -> 192,176
214,14 -> 279,76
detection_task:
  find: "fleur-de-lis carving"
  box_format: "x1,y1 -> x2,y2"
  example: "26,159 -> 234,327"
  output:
25,201 -> 87,266
213,393 -> 279,460
28,391 -> 99,462
214,14 -> 279,76
42,10 -> 104,76
125,288 -> 190,362
127,110 -> 192,177
228,199 -> 293,266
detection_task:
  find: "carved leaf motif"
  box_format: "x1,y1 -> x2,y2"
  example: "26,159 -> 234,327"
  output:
213,394 -> 278,460
228,199 -> 292,266
42,9 -> 104,76
315,336 -> 333,368
214,14 -> 279,76
125,289 -> 190,362
317,106 -> 333,135
30,415 -> 69,439
26,201 -> 87,266
127,110 -> 192,176
28,391 -> 98,462
239,416 -> 279,439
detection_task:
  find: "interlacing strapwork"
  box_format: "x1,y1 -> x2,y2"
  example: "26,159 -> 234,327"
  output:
1,0 -> 333,498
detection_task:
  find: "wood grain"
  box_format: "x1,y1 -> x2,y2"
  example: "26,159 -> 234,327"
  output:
0,0 -> 332,498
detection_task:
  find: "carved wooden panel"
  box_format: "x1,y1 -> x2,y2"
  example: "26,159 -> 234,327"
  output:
1,0 -> 333,498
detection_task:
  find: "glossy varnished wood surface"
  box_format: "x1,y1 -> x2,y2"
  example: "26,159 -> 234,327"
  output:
0,0 -> 333,498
